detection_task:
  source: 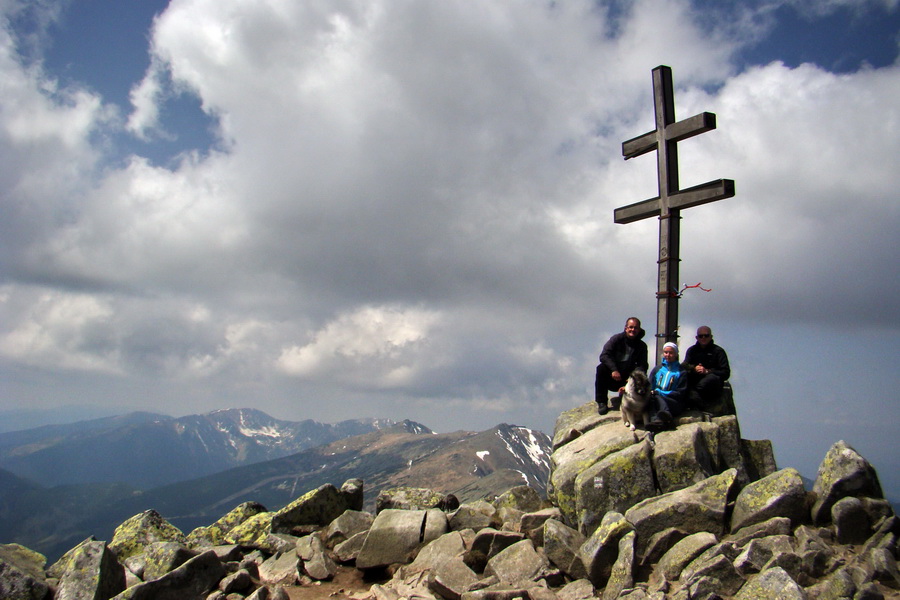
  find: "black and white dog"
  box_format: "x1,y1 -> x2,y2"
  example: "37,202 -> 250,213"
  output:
621,370 -> 652,431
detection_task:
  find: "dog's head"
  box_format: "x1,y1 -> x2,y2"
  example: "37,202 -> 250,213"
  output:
627,370 -> 651,397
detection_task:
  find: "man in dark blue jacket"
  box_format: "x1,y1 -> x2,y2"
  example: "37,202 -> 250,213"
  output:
683,325 -> 731,409
594,317 -> 649,414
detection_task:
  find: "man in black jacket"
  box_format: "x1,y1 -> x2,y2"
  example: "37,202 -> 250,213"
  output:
683,325 -> 731,409
594,317 -> 649,415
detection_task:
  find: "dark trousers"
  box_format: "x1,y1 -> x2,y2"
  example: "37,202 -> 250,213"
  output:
652,391 -> 683,419
595,364 -> 629,404
687,373 -> 724,409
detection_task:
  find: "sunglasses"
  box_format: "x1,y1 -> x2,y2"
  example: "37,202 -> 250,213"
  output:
696,334 -> 711,338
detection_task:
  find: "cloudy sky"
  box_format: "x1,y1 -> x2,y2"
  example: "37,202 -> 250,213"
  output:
1,0 -> 898,497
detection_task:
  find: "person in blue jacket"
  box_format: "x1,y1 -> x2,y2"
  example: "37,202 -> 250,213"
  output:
647,342 -> 687,432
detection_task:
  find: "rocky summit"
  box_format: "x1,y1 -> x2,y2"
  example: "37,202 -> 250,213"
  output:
0,403 -> 898,600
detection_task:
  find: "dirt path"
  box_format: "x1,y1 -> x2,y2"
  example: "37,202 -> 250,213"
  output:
284,566 -> 384,600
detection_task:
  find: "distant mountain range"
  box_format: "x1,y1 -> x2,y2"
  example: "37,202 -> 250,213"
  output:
0,408 -> 398,488
0,410 -> 551,563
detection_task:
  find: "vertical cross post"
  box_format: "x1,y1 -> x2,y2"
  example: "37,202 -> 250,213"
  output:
614,66 -> 735,363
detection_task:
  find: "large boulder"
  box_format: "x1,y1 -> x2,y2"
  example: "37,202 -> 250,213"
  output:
296,534 -> 337,580
549,423 -> 636,521
551,402 -> 610,450
55,540 -> 126,600
730,467 -> 810,531
484,539 -> 549,585
356,509 -> 447,569
271,483 -> 354,534
574,439 -> 656,535
579,511 -> 633,588
811,440 -> 883,524
186,501 -> 267,548
652,422 -> 718,494
0,544 -> 50,600
428,554 -> 481,600
258,552 -> 300,586
376,487 -> 458,513
542,519 -> 587,580
734,566 -> 805,599
466,528 -> 524,572
494,485 -> 544,513
405,530 -> 468,575
109,510 -> 186,562
141,541 -> 198,581
624,469 -> 738,555
322,509 -> 374,549
224,512 -> 275,548
111,549 -> 224,600
601,531 -> 635,600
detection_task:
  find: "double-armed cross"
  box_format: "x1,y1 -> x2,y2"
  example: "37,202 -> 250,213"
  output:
615,65 -> 735,363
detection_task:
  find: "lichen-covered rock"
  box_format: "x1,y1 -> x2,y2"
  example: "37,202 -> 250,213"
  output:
549,423 -> 636,521
0,543 -> 50,600
449,502 -> 498,532
270,484 -> 351,534
811,440 -> 883,525
740,438 -> 777,481
224,512 -> 274,548
186,501 -> 267,548
602,530 -> 635,600
681,552 -> 744,597
832,496 -> 873,545
551,402 -> 611,450
652,423 -> 717,494
141,541 -> 198,581
493,485 -> 544,513
111,549 -> 224,600
730,468 -> 809,531
575,439 -> 656,536
727,516 -> 793,547
580,511 -> 634,588
624,469 -> 738,556
56,539 -> 125,600
735,566 -> 805,599
520,507 -> 563,537
484,539 -> 549,585
557,578 -> 596,600
47,537 -> 96,579
657,532 -> 718,582
375,486 -> 454,513
109,510 -> 186,562
732,534 -> 795,575
542,519 -> 586,580
710,415 -> 751,487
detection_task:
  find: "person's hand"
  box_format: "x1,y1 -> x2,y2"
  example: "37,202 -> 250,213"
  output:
695,365 -> 707,374
612,371 -> 622,381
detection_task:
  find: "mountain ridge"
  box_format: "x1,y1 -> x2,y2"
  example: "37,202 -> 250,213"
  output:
0,408 -> 401,489
0,415 -> 551,563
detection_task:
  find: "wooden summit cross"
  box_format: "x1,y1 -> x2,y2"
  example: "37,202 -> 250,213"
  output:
615,65 -> 735,362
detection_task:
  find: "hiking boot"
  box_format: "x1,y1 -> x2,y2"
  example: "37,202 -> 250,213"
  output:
596,401 -> 609,415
